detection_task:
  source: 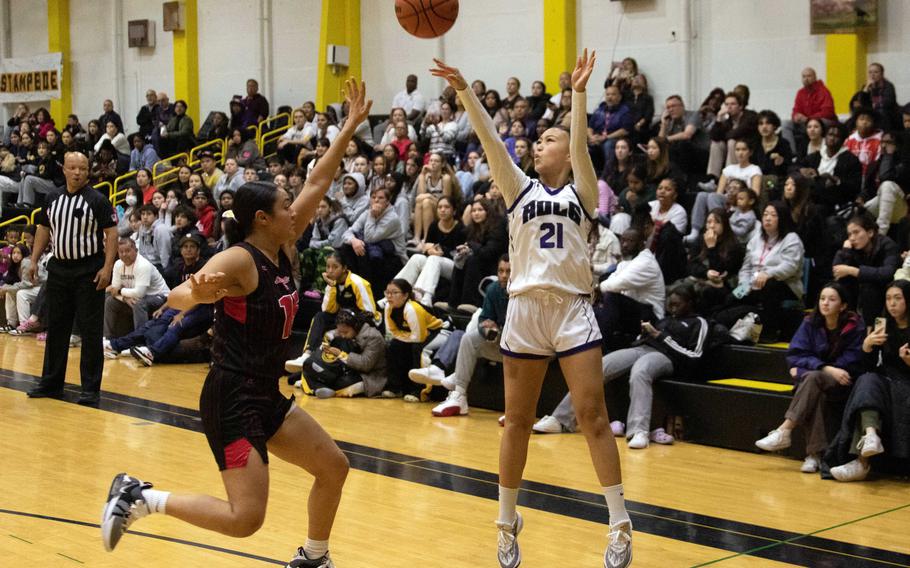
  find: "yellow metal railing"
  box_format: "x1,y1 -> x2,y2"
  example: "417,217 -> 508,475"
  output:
188,138 -> 226,167
0,182 -> 113,233
260,128 -> 285,160
112,171 -> 137,201
151,152 -> 188,191
0,214 -> 31,233
1,111 -> 294,234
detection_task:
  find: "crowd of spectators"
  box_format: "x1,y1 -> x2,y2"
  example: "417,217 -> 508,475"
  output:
1,59 -> 909,482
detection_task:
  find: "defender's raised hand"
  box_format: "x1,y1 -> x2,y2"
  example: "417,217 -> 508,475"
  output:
430,59 -> 468,91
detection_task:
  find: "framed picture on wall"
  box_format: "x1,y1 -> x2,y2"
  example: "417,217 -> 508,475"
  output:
810,0 -> 877,34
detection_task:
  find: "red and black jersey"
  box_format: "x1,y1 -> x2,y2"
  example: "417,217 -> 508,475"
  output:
212,242 -> 299,381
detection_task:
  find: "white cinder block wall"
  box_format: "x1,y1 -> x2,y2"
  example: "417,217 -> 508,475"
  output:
1,0 -> 907,130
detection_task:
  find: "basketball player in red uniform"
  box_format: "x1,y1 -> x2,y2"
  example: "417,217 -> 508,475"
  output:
100,79 -> 372,568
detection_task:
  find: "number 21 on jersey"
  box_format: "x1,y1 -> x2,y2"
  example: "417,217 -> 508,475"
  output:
539,222 -> 564,249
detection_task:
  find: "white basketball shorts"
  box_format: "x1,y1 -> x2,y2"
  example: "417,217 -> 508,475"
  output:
500,289 -> 602,359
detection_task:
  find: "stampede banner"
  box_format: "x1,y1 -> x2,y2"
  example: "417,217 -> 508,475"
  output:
0,53 -> 63,102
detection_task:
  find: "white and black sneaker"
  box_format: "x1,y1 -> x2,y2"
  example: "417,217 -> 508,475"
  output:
130,346 -> 154,367
286,548 -> 335,567
496,511 -> 523,568
101,473 -> 153,552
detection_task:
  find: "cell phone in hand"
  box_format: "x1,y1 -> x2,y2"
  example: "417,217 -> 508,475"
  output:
875,317 -> 886,333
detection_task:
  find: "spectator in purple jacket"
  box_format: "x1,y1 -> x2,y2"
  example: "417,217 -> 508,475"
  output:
241,79 -> 270,128
754,282 -> 865,473
588,85 -> 634,174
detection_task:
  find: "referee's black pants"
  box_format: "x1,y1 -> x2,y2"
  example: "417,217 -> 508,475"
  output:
37,256 -> 105,395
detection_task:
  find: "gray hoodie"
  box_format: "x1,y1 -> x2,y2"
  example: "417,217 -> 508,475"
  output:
338,172 -> 369,223
136,218 -> 172,268
343,206 -> 407,263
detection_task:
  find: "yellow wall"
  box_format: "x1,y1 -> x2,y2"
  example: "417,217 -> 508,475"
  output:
825,34 -> 866,115
173,0 -> 200,125
47,0 -> 71,122
543,0 -> 576,96
316,0 -> 361,110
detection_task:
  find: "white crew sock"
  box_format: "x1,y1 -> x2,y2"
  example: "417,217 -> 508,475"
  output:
304,538 -> 329,559
497,485 -> 519,525
603,484 -> 630,526
140,488 -> 170,515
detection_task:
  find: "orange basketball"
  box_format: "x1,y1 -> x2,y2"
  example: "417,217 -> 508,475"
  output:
395,0 -> 459,39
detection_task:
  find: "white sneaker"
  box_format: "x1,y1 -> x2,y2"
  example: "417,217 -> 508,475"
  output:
605,520 -> 633,568
69,334 -> 82,347
857,432 -> 884,458
103,339 -> 119,359
285,352 -> 310,373
801,454 -> 820,473
532,415 -> 565,434
830,458 -> 870,482
755,428 -> 791,451
432,390 -> 468,416
440,374 -> 457,391
408,366 -> 445,386
377,298 -> 388,310
403,393 -> 420,403
496,511 -> 522,568
627,431 -> 650,449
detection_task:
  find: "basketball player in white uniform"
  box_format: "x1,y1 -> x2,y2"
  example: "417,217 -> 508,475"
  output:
432,51 -> 633,568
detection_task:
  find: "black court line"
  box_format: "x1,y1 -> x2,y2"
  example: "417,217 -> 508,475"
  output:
2,369 -> 909,567
0,508 -> 284,565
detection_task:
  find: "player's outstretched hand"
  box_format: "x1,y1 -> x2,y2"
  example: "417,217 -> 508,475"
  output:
189,272 -> 229,304
430,59 -> 468,91
571,48 -> 596,92
344,78 -> 373,127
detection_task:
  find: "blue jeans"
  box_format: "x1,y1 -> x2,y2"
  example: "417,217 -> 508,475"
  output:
110,305 -> 212,358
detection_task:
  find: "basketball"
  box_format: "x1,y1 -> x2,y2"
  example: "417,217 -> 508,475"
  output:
395,0 -> 459,39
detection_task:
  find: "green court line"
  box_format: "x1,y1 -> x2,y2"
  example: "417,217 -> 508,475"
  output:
55,552 -> 84,564
691,502 -> 910,567
8,533 -> 32,544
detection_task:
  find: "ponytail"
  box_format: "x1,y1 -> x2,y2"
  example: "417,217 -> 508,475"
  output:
225,181 -> 280,246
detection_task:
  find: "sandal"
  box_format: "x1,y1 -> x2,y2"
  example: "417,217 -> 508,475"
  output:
650,428 -> 675,445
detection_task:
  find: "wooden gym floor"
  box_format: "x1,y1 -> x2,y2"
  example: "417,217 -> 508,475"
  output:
1,335 -> 909,567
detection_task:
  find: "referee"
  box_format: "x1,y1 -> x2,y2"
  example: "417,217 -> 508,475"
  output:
25,152 -> 118,406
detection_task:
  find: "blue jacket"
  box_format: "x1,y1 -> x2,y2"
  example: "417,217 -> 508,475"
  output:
786,313 -> 866,379
130,145 -> 160,172
588,102 -> 634,136
479,280 -> 508,329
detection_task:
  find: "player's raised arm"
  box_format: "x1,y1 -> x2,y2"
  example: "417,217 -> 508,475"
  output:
430,58 -> 527,208
569,49 -> 599,216
290,78 -> 373,237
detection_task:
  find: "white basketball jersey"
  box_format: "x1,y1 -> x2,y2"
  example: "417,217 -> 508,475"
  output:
506,180 -> 594,296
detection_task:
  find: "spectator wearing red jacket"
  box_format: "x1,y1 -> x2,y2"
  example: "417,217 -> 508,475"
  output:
782,68 -> 837,155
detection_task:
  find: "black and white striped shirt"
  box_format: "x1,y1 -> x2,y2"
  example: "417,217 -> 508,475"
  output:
37,185 -> 117,261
